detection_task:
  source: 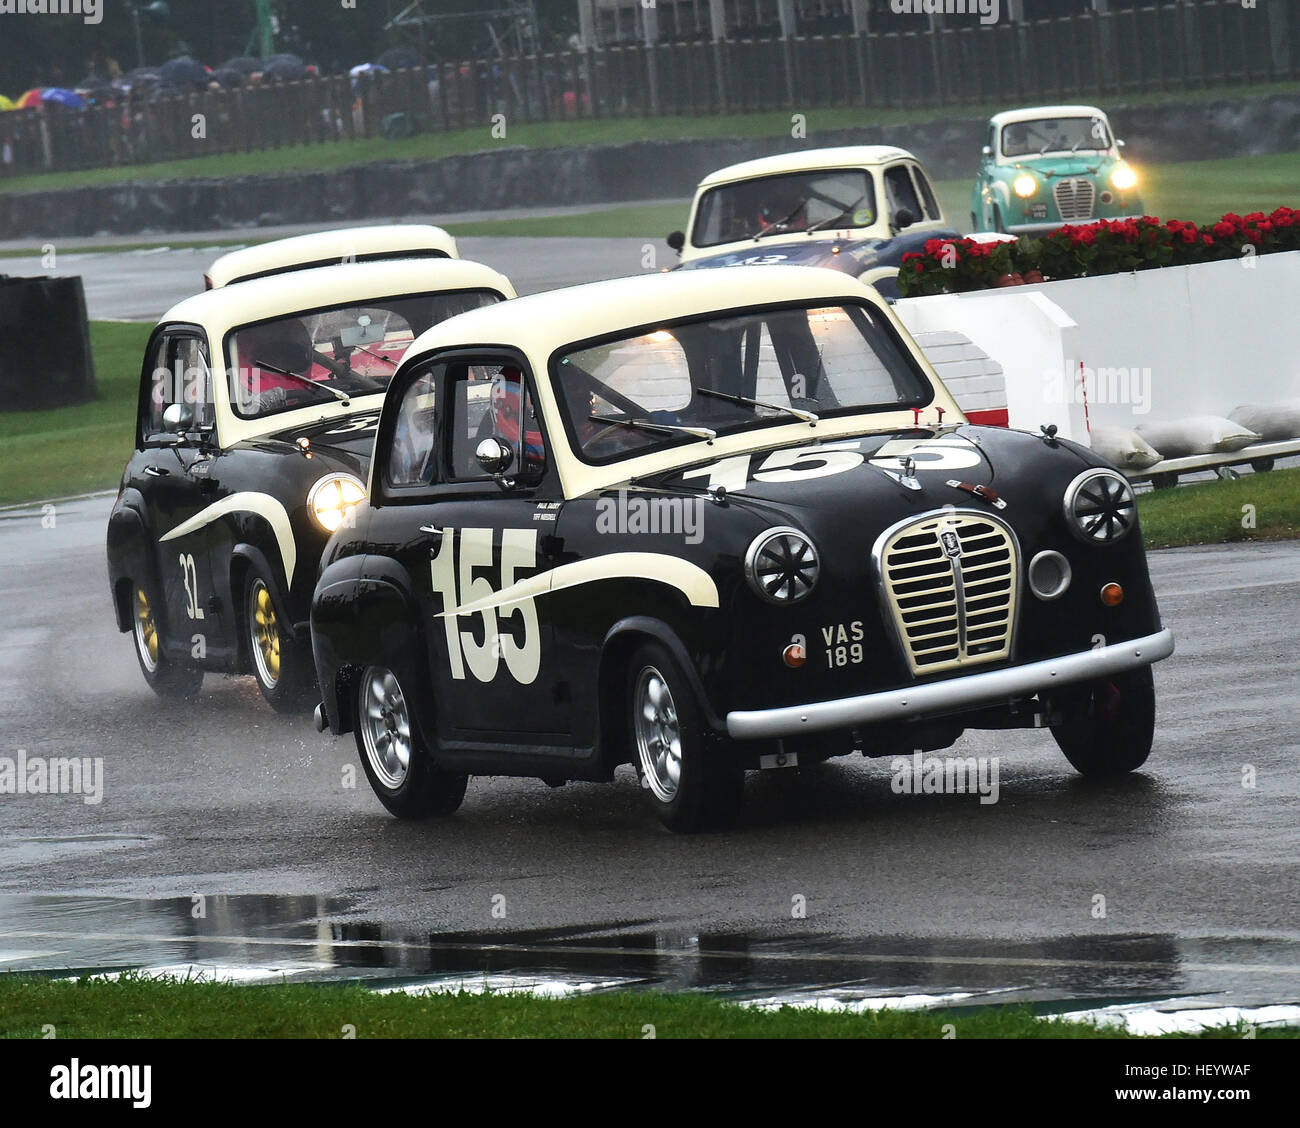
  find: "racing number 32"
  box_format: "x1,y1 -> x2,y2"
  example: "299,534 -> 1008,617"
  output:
430,528 -> 541,685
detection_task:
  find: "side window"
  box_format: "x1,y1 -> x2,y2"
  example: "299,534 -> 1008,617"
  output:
141,332 -> 212,443
883,164 -> 922,224
450,362 -> 547,482
387,368 -> 440,488
910,166 -> 941,221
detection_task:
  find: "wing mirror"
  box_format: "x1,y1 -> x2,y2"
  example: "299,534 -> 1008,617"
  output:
893,207 -> 916,231
475,435 -> 515,477
666,230 -> 685,253
163,402 -> 194,434
1116,138 -> 1126,148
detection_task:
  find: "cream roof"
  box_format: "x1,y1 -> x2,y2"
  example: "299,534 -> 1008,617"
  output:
697,146 -> 919,188
989,105 -> 1108,127
205,224 -> 459,287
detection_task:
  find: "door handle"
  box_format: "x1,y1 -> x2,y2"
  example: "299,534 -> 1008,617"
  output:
144,466 -> 169,477
418,524 -> 446,537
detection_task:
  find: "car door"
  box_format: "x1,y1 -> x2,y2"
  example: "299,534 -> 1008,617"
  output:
135,327 -> 219,655
882,162 -> 924,232
369,354 -> 569,747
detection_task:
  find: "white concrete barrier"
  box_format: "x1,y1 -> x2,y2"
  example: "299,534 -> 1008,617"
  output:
896,250 -> 1300,459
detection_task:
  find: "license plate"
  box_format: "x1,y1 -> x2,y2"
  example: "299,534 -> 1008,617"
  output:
1027,203 -> 1048,220
759,750 -> 799,770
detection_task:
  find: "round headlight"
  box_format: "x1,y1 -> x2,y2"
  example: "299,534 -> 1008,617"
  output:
1111,164 -> 1137,191
309,473 -> 366,532
1063,469 -> 1137,545
745,526 -> 819,604
1013,174 -> 1038,198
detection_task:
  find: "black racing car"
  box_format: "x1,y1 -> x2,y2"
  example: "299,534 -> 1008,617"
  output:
105,258 -> 514,710
309,266 -> 1173,831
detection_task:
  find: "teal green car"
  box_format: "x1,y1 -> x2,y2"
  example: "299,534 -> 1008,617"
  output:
971,105 -> 1143,235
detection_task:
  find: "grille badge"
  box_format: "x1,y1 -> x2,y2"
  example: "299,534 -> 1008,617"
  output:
940,530 -> 962,558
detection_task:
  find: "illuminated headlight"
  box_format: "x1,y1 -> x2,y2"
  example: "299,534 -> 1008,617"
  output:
1063,469 -> 1137,545
1013,174 -> 1038,198
1111,164 -> 1138,191
745,526 -> 819,604
308,473 -> 366,532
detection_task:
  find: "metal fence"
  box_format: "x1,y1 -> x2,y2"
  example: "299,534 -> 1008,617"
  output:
2,0 -> 1296,179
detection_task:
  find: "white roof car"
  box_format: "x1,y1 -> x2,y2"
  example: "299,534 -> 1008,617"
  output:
400,264 -> 962,500
204,224 -> 460,289
668,146 -> 957,299
167,256 -> 515,447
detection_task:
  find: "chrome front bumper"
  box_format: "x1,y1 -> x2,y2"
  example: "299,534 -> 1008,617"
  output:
725,629 -> 1174,740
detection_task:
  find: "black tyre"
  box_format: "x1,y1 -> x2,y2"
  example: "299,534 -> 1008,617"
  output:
355,664 -> 467,819
1149,472 -> 1178,490
628,642 -> 742,832
130,580 -> 203,698
244,569 -> 313,712
1049,665 -> 1155,777
1250,458 -> 1275,474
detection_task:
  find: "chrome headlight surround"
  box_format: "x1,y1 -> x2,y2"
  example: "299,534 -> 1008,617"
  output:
744,526 -> 820,605
1063,468 -> 1137,545
308,472 -> 367,533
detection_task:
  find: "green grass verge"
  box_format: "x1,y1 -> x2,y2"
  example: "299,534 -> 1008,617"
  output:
2,81 -> 1297,197
1137,466 -> 1300,549
0,974 -> 1291,1038
0,321 -> 150,508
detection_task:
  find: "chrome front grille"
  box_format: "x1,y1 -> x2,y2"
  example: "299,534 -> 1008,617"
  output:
1053,177 -> 1096,221
875,513 -> 1019,676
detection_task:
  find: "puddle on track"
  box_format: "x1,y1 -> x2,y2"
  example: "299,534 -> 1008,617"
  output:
1,893 -> 1297,1020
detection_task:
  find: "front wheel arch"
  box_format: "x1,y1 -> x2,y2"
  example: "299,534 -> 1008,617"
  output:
598,617 -> 723,775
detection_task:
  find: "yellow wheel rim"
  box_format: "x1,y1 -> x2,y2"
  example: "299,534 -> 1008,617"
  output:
251,582 -> 281,684
135,587 -> 159,668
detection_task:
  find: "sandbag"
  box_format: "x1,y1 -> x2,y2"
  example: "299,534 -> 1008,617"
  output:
1135,416 -> 1260,459
1228,400 -> 1300,443
1089,425 -> 1164,470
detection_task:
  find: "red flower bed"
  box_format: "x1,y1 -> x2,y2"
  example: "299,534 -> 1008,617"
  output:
897,208 -> 1300,297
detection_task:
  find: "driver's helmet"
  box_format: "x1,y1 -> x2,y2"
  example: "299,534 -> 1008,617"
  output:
489,366 -> 545,469
236,318 -> 316,399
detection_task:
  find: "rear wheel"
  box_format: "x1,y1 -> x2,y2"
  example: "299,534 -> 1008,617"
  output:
1149,472 -> 1178,490
244,570 -> 313,712
629,642 -> 742,832
1049,665 -> 1155,777
355,664 -> 467,819
1250,458 -> 1275,473
130,581 -> 203,698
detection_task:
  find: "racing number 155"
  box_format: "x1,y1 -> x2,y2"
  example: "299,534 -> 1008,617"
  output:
430,528 -> 541,685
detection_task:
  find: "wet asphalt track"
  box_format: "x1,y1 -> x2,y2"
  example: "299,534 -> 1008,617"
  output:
0,233 -> 652,321
0,494 -> 1297,1007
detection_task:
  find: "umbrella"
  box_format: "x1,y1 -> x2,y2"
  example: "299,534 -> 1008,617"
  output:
40,88 -> 87,110
263,61 -> 307,83
378,46 -> 419,70
211,67 -> 245,89
0,95 -> 16,111
16,88 -> 43,109
264,53 -> 304,69
349,63 -> 389,78
220,56 -> 262,75
159,56 -> 208,89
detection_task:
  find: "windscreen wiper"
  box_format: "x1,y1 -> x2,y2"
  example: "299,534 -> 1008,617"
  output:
753,197 -> 808,240
253,358 -> 351,405
589,414 -> 716,441
697,387 -> 818,424
804,194 -> 866,236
